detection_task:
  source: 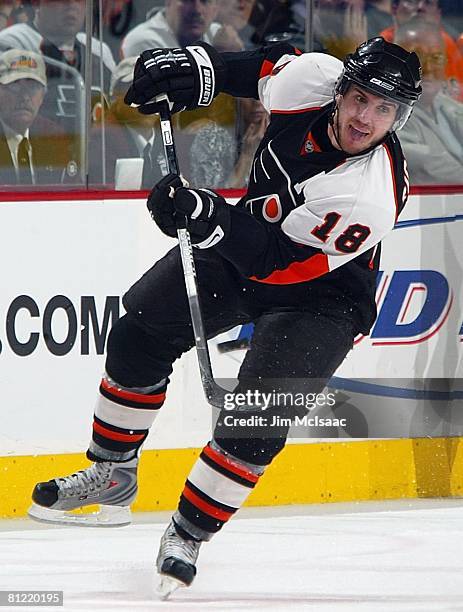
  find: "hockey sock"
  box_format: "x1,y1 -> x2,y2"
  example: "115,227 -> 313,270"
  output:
87,373 -> 167,462
173,439 -> 269,541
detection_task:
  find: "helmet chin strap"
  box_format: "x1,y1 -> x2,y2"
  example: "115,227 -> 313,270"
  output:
329,97 -> 347,153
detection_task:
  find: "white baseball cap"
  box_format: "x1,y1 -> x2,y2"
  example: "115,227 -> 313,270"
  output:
0,49 -> 47,87
110,56 -> 137,97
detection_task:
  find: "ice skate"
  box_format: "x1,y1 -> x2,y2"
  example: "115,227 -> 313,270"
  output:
28,456 -> 138,527
156,520 -> 202,599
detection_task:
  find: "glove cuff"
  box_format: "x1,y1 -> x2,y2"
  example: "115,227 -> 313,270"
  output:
194,225 -> 226,249
193,191 -> 231,249
185,42 -> 227,109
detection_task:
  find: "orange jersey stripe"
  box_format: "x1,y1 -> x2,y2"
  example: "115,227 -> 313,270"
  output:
250,253 -> 329,285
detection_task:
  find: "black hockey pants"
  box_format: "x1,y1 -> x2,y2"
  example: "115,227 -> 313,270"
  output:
102,246 -> 357,465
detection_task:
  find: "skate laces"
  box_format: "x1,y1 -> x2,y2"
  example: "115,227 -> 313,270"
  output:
160,522 -> 201,565
57,462 -> 112,498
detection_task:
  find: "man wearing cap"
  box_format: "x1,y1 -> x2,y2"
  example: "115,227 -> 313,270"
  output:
0,48 -> 75,185
89,57 -> 166,189
0,0 -> 115,135
380,0 -> 463,100
395,18 -> 463,183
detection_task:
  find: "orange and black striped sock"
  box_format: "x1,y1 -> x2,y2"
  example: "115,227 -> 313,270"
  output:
87,374 -> 167,462
174,440 -> 265,540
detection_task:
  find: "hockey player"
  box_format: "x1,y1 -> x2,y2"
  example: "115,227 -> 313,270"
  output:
29,37 -> 421,595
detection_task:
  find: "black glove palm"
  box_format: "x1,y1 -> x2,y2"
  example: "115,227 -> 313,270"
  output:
147,173 -> 230,249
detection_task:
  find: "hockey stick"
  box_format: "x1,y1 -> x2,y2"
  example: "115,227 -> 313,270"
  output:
157,97 -> 225,409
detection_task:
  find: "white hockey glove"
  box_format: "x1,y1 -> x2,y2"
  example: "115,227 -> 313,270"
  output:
124,43 -> 227,114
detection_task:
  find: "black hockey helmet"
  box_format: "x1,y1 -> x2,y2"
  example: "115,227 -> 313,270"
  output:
335,37 -> 422,130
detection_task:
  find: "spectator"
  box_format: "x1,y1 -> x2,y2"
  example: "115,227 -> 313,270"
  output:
249,0 -> 301,47
0,0 -> 115,132
313,0 -> 368,59
121,0 -> 221,57
226,97 -> 268,188
187,118 -> 236,188
122,0 -> 236,187
435,0 -> 462,39
365,0 -> 393,38
290,0 -> 323,50
213,0 -> 257,51
0,1 -> 33,30
0,2 -> 12,30
89,56 -> 167,189
99,0 -> 136,58
380,0 -> 463,100
185,97 -> 268,190
395,19 -> 463,184
0,48 -> 78,185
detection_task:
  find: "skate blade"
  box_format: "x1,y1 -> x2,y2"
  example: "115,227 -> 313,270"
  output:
27,503 -> 132,527
156,574 -> 185,600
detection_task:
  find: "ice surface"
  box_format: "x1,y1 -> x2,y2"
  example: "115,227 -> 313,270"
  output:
1,499 -> 463,611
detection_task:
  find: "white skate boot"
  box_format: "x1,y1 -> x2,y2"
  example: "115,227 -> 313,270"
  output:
156,520 -> 202,599
28,456 -> 138,527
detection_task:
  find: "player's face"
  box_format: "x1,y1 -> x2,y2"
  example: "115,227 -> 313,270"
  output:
333,85 -> 398,154
166,0 -> 218,44
0,79 -> 45,133
38,0 -> 85,38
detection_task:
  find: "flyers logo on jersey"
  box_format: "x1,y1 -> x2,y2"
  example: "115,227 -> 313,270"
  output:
262,194 -> 283,223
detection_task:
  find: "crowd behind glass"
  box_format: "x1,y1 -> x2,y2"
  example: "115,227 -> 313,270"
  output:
0,0 -> 461,190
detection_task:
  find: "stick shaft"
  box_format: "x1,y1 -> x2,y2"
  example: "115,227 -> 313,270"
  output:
158,100 -> 224,407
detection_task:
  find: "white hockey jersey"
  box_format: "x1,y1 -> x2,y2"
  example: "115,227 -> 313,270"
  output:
215,46 -> 409,332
